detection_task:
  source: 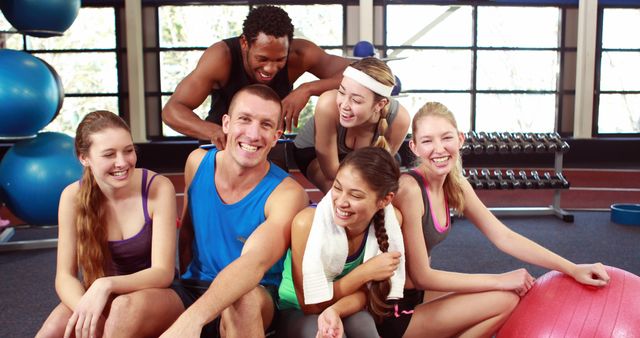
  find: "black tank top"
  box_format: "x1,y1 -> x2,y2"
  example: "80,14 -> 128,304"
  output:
206,37 -> 292,125
406,170 -> 451,255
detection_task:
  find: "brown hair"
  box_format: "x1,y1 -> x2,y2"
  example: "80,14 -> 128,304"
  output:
350,57 -> 395,151
411,102 -> 465,213
228,84 -> 284,130
338,147 -> 400,322
74,110 -> 131,287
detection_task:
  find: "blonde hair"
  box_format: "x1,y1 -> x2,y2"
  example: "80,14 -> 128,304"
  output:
412,102 -> 465,214
350,57 -> 395,151
74,110 -> 132,287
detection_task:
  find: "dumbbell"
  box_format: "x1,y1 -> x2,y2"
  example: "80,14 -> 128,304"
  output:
535,133 -> 558,153
522,133 -> 546,153
492,169 -> 510,189
505,169 -> 522,189
468,132 -> 485,154
499,132 -> 522,154
530,170 -> 546,189
477,132 -> 497,155
543,171 -> 561,188
512,132 -> 535,153
486,132 -> 509,154
480,168 -> 497,189
555,172 -> 571,189
461,132 -> 472,155
546,132 -> 570,153
518,170 -> 534,189
467,168 -> 484,189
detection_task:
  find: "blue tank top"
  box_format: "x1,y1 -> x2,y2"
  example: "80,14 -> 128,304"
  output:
182,149 -> 289,286
108,169 -> 157,275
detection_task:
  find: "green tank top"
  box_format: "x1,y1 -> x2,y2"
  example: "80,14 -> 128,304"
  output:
278,237 -> 367,310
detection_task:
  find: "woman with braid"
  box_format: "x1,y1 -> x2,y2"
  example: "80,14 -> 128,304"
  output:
37,111 -> 180,338
293,57 -> 410,193
276,147 -> 406,338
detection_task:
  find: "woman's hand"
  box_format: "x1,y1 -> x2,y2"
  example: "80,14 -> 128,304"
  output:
64,278 -> 111,338
359,251 -> 401,282
496,268 -> 536,297
570,263 -> 610,287
316,306 -> 343,338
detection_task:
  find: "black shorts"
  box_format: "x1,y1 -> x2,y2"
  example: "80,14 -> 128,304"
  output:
292,146 -> 316,176
377,288 -> 424,338
170,279 -> 280,338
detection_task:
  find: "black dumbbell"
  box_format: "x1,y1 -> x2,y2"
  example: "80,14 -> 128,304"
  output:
530,170 -> 546,189
480,168 -> 497,189
461,132 -> 472,155
492,169 -> 510,189
499,132 -> 522,154
467,168 -> 484,189
523,133 -> 546,153
536,133 -> 558,153
518,170 -> 534,189
488,132 -> 510,154
555,172 -> 571,189
512,132 -> 534,153
546,132 -> 570,153
543,171 -> 561,188
505,169 -> 522,189
477,132 -> 497,155
469,132 -> 484,154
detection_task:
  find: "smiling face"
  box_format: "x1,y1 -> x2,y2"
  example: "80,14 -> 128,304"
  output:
222,90 -> 282,169
336,77 -> 387,128
331,165 -> 385,233
410,115 -> 465,179
241,33 -> 289,85
79,127 -> 137,189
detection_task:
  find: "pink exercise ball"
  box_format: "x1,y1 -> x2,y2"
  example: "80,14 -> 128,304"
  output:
497,266 -> 640,337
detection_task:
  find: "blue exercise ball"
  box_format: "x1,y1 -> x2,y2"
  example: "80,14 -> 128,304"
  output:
353,40 -> 375,57
0,0 -> 81,38
0,132 -> 82,225
0,49 -> 63,139
391,75 -> 402,96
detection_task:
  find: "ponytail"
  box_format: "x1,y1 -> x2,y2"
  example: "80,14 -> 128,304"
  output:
367,208 -> 393,322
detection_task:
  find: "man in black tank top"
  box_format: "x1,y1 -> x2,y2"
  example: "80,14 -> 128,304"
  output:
162,5 -> 350,150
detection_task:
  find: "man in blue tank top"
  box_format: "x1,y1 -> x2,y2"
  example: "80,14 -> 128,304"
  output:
162,5 -> 350,149
160,84 -> 308,337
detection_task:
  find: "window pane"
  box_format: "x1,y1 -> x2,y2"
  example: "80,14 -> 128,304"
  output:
25,8 -> 115,50
387,49 -> 472,91
160,51 -> 204,92
600,52 -> 640,91
43,96 -> 119,136
161,95 -> 212,137
386,5 -> 472,47
280,5 -> 343,46
602,9 -> 640,49
477,51 -> 559,91
476,94 -> 556,132
477,7 -> 560,48
36,53 -> 118,94
159,6 -> 248,48
0,15 -> 24,49
396,93 -> 472,132
598,94 -> 640,134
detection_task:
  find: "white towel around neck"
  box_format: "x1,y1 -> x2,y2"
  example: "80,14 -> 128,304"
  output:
302,192 -> 405,305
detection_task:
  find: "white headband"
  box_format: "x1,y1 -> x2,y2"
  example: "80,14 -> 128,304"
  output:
342,66 -> 393,97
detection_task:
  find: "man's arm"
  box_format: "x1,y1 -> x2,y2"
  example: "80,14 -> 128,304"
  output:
162,42 -> 231,147
161,178 -> 308,336
282,39 -> 350,131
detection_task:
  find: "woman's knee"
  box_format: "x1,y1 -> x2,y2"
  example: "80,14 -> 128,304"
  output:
36,304 -> 72,338
492,290 -> 520,317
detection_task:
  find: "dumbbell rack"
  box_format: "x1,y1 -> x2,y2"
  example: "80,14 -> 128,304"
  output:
463,132 -> 574,223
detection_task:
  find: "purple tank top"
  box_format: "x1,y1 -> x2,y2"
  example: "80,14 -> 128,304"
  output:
107,169 -> 157,276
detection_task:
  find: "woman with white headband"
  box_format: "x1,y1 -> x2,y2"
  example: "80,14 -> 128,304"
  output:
293,57 -> 410,193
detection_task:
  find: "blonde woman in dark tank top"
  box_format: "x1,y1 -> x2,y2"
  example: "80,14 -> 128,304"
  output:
36,111 -> 181,338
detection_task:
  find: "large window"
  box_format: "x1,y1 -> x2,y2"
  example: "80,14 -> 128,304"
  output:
151,3 -> 345,137
384,3 -> 568,133
0,8 -> 119,136
596,7 -> 640,135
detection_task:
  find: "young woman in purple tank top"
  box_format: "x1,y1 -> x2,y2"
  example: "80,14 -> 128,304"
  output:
36,111 -> 181,338
381,102 -> 610,338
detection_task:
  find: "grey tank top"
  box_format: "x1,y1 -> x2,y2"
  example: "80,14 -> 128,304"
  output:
294,97 -> 400,151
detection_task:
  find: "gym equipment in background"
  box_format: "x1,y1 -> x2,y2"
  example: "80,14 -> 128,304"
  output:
0,0 -> 81,38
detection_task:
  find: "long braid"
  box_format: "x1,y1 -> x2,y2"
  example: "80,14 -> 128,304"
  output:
367,208 -> 393,322
372,104 -> 390,151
